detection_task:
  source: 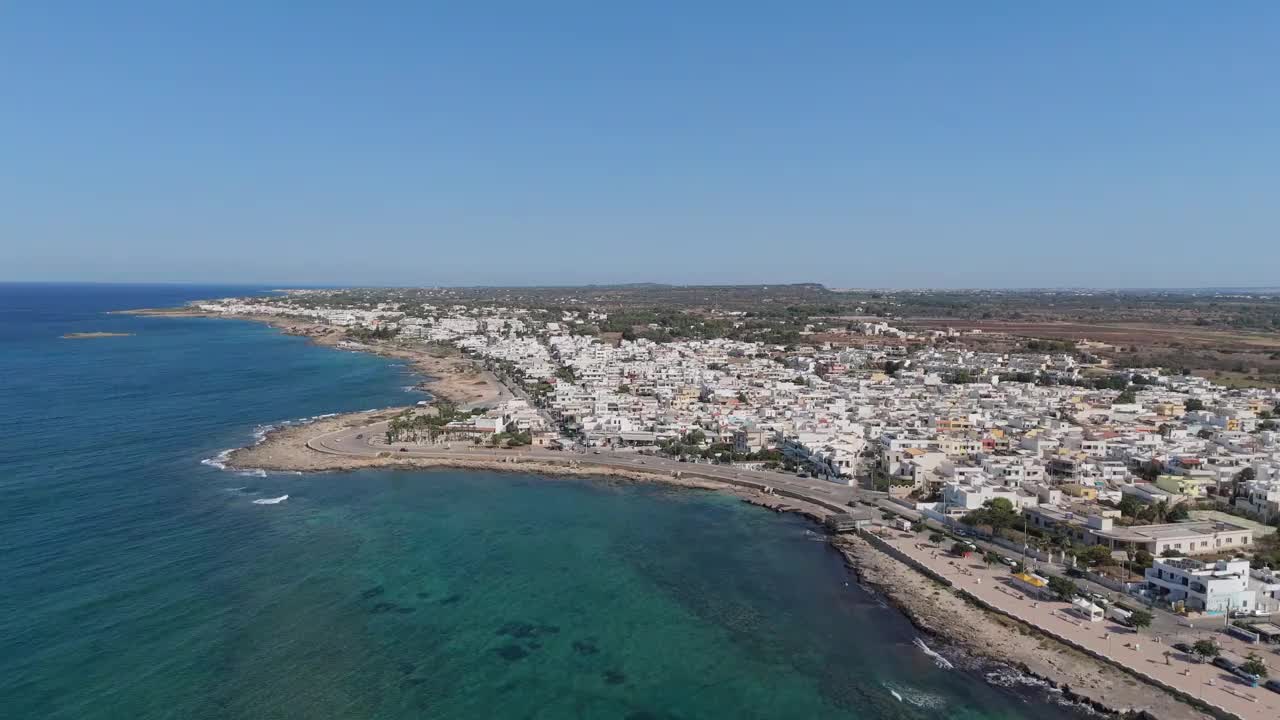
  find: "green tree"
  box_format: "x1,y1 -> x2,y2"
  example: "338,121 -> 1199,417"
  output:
1077,545 -> 1114,566
1128,609 -> 1153,630
960,497 -> 1020,531
1233,467 -> 1256,498
1241,652 -> 1268,678
1183,398 -> 1205,412
983,551 -> 1002,568
1116,496 -> 1142,518
951,541 -> 971,557
1047,575 -> 1077,601
929,532 -> 945,544
1115,388 -> 1137,404
1192,639 -> 1220,661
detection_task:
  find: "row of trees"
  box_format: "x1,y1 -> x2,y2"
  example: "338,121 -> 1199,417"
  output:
384,402 -> 532,447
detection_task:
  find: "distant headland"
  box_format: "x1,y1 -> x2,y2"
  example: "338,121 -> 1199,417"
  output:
61,332 -> 134,339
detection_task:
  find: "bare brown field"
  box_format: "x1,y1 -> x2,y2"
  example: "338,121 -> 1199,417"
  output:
898,318 -> 1280,350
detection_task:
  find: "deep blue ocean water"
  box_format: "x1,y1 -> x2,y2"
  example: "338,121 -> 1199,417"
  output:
0,284 -> 1088,719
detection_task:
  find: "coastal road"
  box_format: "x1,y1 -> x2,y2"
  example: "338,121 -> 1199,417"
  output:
308,421 -> 859,512
878,530 -> 1278,720
867,498 -> 1275,666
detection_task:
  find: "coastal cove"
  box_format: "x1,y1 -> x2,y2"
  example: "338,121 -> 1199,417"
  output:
3,285 -> 1105,719
133,293 -> 1225,719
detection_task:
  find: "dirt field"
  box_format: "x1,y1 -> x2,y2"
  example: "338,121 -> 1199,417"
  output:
898,319 -> 1280,350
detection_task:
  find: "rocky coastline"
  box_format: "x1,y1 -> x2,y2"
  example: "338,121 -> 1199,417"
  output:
143,304 -> 1217,720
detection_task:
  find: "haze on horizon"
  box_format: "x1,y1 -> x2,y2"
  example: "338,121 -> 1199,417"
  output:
2,3 -> 1277,289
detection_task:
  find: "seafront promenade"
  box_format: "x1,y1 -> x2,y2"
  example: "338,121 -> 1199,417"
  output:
306,421 -> 860,512
872,531 -> 1277,720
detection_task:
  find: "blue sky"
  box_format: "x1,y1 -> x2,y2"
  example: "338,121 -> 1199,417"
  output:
2,2 -> 1277,288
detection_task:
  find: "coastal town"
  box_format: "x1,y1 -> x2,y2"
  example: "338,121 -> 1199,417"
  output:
181,289 -> 1280,718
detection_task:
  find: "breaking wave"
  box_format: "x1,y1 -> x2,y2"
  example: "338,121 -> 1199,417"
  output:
253,494 -> 289,505
914,637 -> 954,670
201,448 -> 233,470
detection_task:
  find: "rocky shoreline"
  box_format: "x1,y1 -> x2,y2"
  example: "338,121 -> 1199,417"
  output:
834,533 -> 1210,720
223,409 -> 837,521
148,304 -> 1214,720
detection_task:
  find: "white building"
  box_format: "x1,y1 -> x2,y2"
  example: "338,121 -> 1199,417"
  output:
1144,557 -> 1256,614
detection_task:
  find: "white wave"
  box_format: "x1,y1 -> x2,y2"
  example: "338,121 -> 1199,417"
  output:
201,448 -> 233,470
252,423 -> 278,443
237,469 -> 267,478
913,637 -> 954,670
884,683 -> 945,709
253,494 -> 289,505
984,666 -> 1052,690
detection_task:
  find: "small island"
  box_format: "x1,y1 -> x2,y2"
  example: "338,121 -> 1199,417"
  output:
61,332 -> 134,339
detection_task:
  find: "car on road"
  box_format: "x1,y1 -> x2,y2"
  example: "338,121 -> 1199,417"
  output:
1232,668 -> 1261,686
1000,557 -> 1017,567
355,433 -> 363,439
1172,642 -> 1192,654
398,447 -> 407,453
1211,657 -> 1237,672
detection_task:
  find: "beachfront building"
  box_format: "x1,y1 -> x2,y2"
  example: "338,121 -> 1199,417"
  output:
1144,557 -> 1257,614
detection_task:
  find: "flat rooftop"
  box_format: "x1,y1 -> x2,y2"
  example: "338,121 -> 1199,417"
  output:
1189,510 -> 1276,537
1095,520 -> 1252,543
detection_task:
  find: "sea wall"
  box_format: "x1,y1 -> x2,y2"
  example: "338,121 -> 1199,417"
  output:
855,531 -> 1238,720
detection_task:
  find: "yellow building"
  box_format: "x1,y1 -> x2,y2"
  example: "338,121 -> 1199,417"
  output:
1060,483 -> 1099,500
1154,474 -> 1210,498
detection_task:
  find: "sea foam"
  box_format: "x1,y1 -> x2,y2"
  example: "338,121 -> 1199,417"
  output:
253,494 -> 289,505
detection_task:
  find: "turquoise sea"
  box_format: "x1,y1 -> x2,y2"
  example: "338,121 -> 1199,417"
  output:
0,284 -> 1088,719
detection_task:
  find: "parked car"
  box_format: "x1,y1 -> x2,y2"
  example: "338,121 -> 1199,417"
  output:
1264,678 -> 1280,694
1233,668 -> 1261,686
1173,642 -> 1192,654
1001,557 -> 1018,567
1211,657 -> 1237,672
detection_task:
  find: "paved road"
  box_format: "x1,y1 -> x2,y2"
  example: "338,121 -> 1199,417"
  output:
866,497 -> 1276,666
880,531 -> 1279,720
310,421 -> 859,511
